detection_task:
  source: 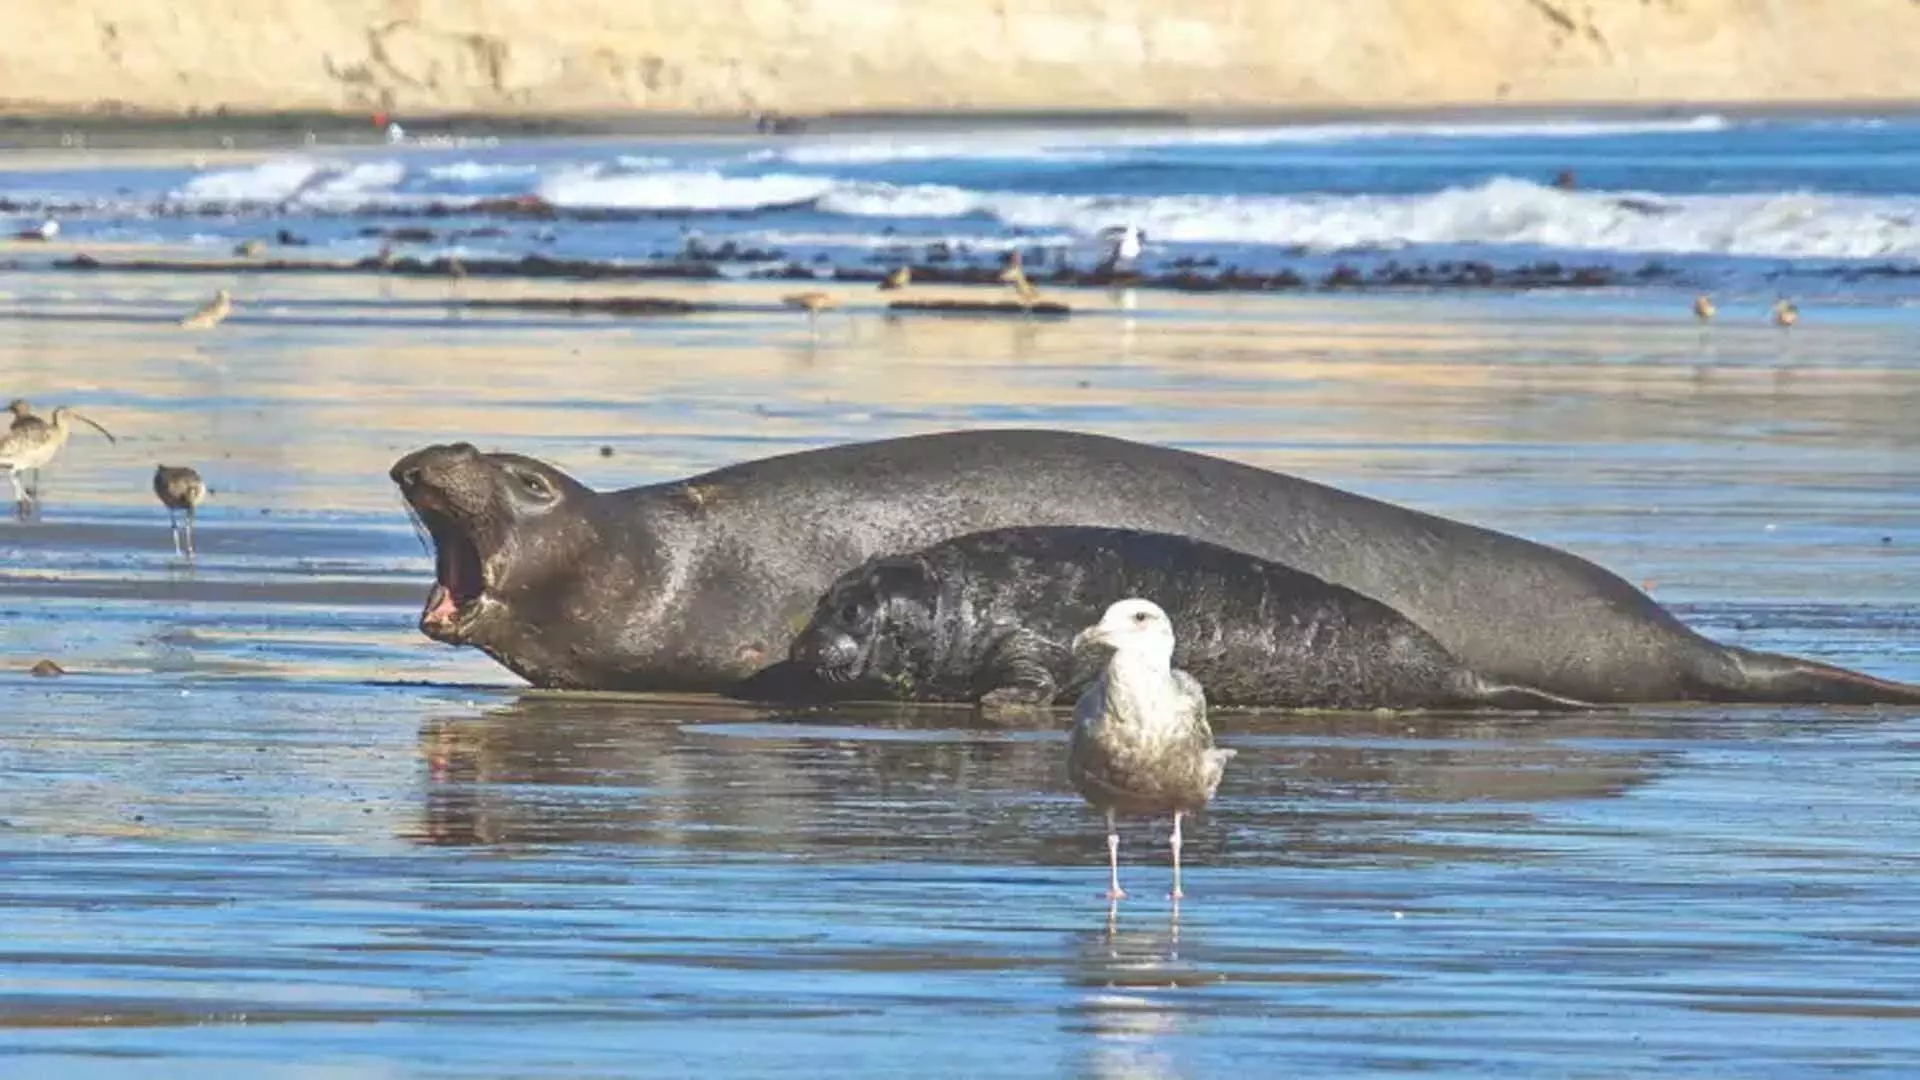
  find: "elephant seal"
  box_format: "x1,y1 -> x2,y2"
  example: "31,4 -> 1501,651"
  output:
788,527 -> 1592,711
388,430 -> 1920,705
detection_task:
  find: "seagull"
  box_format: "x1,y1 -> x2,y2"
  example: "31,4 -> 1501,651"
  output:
15,220 -> 58,241
1099,224 -> 1145,268
153,464 -> 208,559
1067,598 -> 1235,903
180,289 -> 233,329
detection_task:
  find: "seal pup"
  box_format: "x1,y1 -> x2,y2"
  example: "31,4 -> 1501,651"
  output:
0,406 -> 116,513
390,430 -> 1920,705
879,266 -> 911,292
1773,298 -> 1799,328
1693,294 -> 1716,322
152,464 -> 207,558
180,289 -> 233,330
788,526 -> 1591,711
1068,599 -> 1234,901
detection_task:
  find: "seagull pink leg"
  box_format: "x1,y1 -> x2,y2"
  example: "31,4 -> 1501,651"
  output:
1169,811 -> 1185,900
1105,809 -> 1127,900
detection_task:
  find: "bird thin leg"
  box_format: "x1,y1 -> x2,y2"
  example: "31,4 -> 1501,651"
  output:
184,507 -> 196,559
1169,811 -> 1185,901
168,510 -> 181,556
1105,809 -> 1127,901
4,467 -> 25,519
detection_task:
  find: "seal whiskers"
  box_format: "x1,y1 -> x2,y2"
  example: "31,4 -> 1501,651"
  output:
1068,599 -> 1234,902
152,465 -> 207,558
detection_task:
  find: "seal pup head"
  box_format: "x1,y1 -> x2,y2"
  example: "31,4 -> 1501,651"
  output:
789,554 -> 941,691
390,442 -> 597,649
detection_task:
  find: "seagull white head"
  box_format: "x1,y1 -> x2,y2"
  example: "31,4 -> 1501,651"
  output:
1072,598 -> 1176,667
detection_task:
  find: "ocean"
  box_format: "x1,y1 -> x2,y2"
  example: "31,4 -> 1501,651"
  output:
6,112 -> 1920,300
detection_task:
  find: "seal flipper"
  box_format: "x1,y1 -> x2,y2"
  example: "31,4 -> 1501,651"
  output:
976,629 -> 1062,710
1712,646 -> 1920,706
1464,678 -> 1605,713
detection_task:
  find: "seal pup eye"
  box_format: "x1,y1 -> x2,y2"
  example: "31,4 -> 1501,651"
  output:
838,601 -> 865,625
1133,611 -> 1151,624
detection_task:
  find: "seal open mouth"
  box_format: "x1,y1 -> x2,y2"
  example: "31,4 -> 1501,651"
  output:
391,444 -> 499,645
419,511 -> 489,642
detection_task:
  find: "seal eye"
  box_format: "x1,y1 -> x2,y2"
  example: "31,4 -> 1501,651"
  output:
516,471 -> 555,501
1132,611 -> 1150,624
838,601 -> 864,625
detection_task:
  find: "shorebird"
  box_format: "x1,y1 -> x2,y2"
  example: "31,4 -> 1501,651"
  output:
180,289 -> 233,329
1773,298 -> 1799,328
7,397 -> 38,432
15,220 -> 58,241
782,291 -> 839,336
1067,598 -> 1235,903
0,405 -> 117,512
998,251 -> 1041,307
879,266 -> 911,292
153,464 -> 207,558
1098,225 -> 1145,273
233,239 -> 265,258
1693,294 -> 1716,322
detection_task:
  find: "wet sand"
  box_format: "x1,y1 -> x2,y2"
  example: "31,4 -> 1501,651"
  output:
2,270 -> 1918,1076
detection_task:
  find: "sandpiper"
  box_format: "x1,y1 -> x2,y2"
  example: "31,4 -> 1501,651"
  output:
879,266 -> 911,292
1693,294 -> 1716,322
782,291 -> 839,336
152,464 -> 208,558
1773,298 -> 1799,328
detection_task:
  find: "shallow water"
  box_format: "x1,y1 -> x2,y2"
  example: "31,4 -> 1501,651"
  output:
2,267 -> 1919,1077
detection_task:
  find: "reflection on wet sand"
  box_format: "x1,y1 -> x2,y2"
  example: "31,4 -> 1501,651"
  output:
408,694 -> 1665,866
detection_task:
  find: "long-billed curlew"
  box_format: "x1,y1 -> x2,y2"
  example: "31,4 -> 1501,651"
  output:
153,464 -> 208,558
180,289 -> 233,330
0,405 -> 117,514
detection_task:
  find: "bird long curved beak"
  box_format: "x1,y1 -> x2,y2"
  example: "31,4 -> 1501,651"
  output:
71,412 -> 117,444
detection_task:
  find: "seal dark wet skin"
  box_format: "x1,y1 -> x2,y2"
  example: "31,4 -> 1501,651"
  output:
789,526 -> 1593,712
389,429 -> 1920,705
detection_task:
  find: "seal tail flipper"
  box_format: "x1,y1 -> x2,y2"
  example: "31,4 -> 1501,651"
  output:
1714,647 -> 1920,706
1464,678 -> 1603,713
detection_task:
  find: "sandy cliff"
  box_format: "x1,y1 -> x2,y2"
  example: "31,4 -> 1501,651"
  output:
5,0 -> 1920,117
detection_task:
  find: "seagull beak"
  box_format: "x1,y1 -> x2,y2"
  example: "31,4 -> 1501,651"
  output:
1071,625 -> 1110,653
